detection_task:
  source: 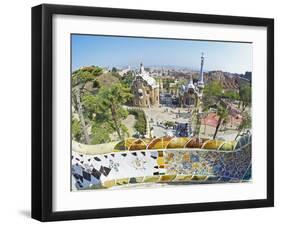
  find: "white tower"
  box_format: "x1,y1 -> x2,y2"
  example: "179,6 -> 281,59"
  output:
140,63 -> 145,74
198,53 -> 205,89
188,74 -> 194,88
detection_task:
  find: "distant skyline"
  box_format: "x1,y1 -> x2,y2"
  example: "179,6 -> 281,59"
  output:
72,34 -> 252,74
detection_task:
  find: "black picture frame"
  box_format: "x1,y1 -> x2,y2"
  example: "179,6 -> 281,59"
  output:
31,3 -> 274,222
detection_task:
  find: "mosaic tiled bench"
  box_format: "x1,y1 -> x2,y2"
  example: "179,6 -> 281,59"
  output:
72,134 -> 251,190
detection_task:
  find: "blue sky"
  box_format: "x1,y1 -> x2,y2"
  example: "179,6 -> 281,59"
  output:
71,34 -> 252,74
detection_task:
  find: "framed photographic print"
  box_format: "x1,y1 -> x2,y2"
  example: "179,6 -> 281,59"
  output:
31,4 -> 274,221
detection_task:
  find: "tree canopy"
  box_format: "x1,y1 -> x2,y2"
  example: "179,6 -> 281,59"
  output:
72,118 -> 82,141
202,80 -> 223,110
71,66 -> 134,144
128,109 -> 147,135
72,66 -> 103,87
82,83 -> 133,143
120,71 -> 134,88
213,103 -> 229,139
239,84 -> 251,111
201,81 -> 231,140
224,90 -> 240,101
235,111 -> 251,140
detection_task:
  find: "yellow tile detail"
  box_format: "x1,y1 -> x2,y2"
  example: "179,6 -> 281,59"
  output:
157,157 -> 165,165
103,180 -> 116,188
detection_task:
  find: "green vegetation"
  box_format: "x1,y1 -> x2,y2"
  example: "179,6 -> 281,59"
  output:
72,88 -> 91,144
202,80 -> 223,109
202,80 -> 251,140
92,80 -> 100,89
120,71 -> 134,88
164,121 -> 175,128
111,67 -> 121,78
212,102 -> 229,139
202,81 -> 229,139
128,109 -> 147,135
223,90 -> 240,101
72,118 -> 82,141
72,66 -> 104,144
72,66 -> 103,86
111,67 -> 117,73
239,84 -> 251,111
71,64 -> 252,144
91,121 -> 112,144
162,78 -> 174,92
81,83 -> 132,143
95,83 -> 132,140
95,72 -> 120,88
235,111 -> 251,140
72,65 -> 133,145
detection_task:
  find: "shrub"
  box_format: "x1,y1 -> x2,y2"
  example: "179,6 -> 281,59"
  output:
128,109 -> 147,135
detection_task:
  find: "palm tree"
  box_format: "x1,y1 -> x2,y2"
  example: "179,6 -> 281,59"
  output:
201,81 -> 229,140
213,103 -> 229,140
235,112 -> 251,140
239,84 -> 251,112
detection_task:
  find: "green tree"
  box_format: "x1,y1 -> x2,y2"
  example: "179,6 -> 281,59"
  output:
213,103 -> 229,140
164,121 -> 175,128
135,120 -> 146,135
72,66 -> 103,87
91,122 -> 112,144
200,81 -> 225,139
120,71 -> 134,87
202,80 -> 223,109
72,118 -> 82,141
224,90 -> 240,101
94,83 -> 133,140
72,87 -> 91,144
163,79 -> 171,93
128,109 -> 147,135
82,93 -> 98,116
239,84 -> 251,112
71,66 -> 103,144
92,80 -> 100,89
111,67 -> 121,78
235,111 -> 251,140
111,67 -> 117,73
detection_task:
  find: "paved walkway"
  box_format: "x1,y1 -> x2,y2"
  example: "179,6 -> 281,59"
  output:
122,114 -> 136,137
